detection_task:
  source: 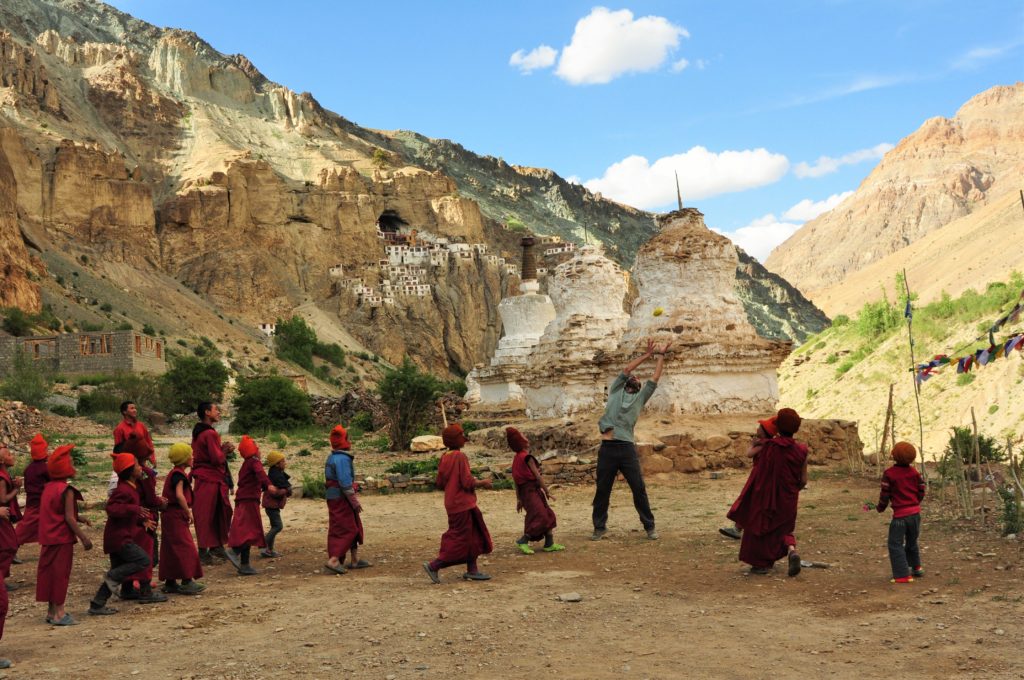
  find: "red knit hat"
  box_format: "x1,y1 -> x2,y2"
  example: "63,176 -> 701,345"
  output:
112,452 -> 136,474
330,425 -> 350,451
47,444 -> 75,479
757,416 -> 778,438
891,441 -> 917,465
505,427 -> 529,453
442,423 -> 467,450
238,435 -> 260,459
29,433 -> 48,461
775,408 -> 802,435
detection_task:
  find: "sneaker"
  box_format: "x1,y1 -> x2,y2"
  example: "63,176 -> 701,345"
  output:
890,576 -> 915,584
161,582 -> 181,594
259,550 -> 281,559
237,564 -> 258,576
718,526 -> 742,540
912,567 -> 925,578
515,542 -> 535,555
542,543 -> 566,552
88,605 -> 118,615
646,529 -> 659,540
749,566 -> 771,575
788,552 -> 801,577
590,529 -> 607,541
137,590 -> 168,604
422,562 -> 440,584
462,571 -> 492,581
177,581 -> 206,595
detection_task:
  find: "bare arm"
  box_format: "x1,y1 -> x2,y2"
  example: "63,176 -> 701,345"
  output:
800,460 -> 808,490
64,489 -> 92,549
650,341 -> 671,382
623,339 -> 656,376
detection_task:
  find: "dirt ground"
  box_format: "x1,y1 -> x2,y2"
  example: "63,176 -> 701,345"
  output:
3,468 -> 1022,680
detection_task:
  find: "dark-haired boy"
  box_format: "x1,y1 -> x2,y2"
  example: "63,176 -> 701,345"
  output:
191,402 -> 237,566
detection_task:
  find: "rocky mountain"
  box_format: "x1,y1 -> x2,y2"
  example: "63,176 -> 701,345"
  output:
767,83 -> 1024,303
0,0 -> 827,385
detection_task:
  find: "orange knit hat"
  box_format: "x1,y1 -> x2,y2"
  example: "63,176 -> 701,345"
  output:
442,423 -> 467,450
329,425 -> 350,451
29,433 -> 48,461
238,435 -> 260,459
757,416 -> 778,438
505,427 -> 529,453
891,441 -> 917,465
47,444 -> 75,479
112,452 -> 137,474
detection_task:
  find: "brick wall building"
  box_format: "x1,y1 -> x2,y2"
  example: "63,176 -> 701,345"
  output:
0,330 -> 167,376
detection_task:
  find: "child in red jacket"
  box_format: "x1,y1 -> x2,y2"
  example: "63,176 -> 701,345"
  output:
36,444 -> 91,625
877,441 -> 926,583
15,433 -> 49,553
226,436 -> 277,575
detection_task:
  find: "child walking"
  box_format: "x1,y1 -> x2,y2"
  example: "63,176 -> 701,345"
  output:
877,441 -> 926,583
720,416 -> 778,540
324,426 -> 368,574
0,445 -> 22,666
36,444 -> 91,625
159,443 -> 205,595
15,434 -> 49,553
89,453 -> 158,615
506,428 -> 563,554
423,424 -> 493,583
226,436 -> 277,575
260,451 -> 291,558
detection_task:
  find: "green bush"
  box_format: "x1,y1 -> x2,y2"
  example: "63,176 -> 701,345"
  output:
70,447 -> 87,467
80,322 -> 103,332
825,353 -> 839,364
142,324 -> 156,336
491,478 -> 514,491
506,217 -> 527,232
297,448 -> 312,457
116,322 -> 133,331
378,357 -> 444,450
998,487 -> 1022,536
230,375 -> 312,433
1,308 -> 33,336
462,421 -> 479,435
831,314 -> 849,327
938,426 -> 1006,480
99,303 -> 113,312
835,360 -> 855,376
385,456 -> 439,476
73,373 -> 115,387
48,404 -> 76,418
988,404 -> 999,414
314,342 -> 346,368
956,373 -> 975,387
162,355 -> 229,415
0,349 -> 53,406
274,316 -> 317,371
301,473 -> 326,499
855,297 -> 901,340
350,411 -> 375,431
77,372 -> 167,420
441,378 -> 467,396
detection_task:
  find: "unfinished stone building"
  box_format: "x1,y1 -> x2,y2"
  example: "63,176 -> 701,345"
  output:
0,330 -> 167,376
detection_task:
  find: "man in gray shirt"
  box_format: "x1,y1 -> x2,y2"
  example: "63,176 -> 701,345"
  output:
592,339 -> 669,541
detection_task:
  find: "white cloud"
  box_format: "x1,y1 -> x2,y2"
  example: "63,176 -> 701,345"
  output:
718,214 -> 801,262
781,190 -> 854,221
584,146 -> 789,210
509,45 -> 558,74
951,40 -> 1022,71
793,142 -> 894,179
555,7 -> 688,85
671,58 -> 689,72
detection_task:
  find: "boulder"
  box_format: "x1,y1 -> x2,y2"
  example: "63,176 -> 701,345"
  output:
705,435 -> 732,451
676,455 -> 707,473
410,435 -> 445,452
640,452 -> 674,474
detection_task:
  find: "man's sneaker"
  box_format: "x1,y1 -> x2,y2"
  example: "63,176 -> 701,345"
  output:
646,529 -> 659,540
718,526 -> 742,540
590,528 -> 607,541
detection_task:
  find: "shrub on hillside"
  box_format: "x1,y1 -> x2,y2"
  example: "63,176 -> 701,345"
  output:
230,375 -> 312,433
378,357 -> 444,450
0,349 -> 53,406
274,316 -> 317,371
938,426 -> 1006,481
855,297 -> 901,340
1,308 -> 33,336
77,372 -> 167,420
161,355 -> 229,415
314,341 -> 346,368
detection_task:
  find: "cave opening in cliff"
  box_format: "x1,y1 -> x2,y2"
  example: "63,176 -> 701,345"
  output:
377,210 -> 408,234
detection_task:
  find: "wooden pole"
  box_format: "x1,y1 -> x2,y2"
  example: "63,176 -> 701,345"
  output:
902,269 -> 928,483
952,435 -> 972,519
1009,438 -> 1024,531
878,385 -> 893,472
971,408 -> 986,525
438,399 -> 448,429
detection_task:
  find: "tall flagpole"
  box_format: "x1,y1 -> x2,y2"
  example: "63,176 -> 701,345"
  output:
903,269 -> 927,482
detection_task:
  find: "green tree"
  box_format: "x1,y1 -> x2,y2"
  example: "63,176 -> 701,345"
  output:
274,316 -> 317,371
371,148 -> 391,169
855,294 -> 902,340
1,308 -> 33,337
938,426 -> 1006,480
0,348 -> 52,406
230,375 -> 312,433
161,355 -> 229,415
378,357 -> 443,450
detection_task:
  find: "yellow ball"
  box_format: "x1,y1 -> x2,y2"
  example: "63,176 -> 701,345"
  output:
653,307 -> 664,317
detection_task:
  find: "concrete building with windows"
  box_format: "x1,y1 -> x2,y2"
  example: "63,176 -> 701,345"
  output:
0,330 -> 167,376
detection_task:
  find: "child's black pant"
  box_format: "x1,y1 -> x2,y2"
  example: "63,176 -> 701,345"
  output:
92,542 -> 150,606
264,508 -> 283,550
887,512 -> 921,578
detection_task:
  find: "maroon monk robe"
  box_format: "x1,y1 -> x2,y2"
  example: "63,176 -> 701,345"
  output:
434,451 -> 493,564
159,468 -> 203,582
36,480 -> 82,606
191,425 -> 233,548
125,466 -> 160,584
0,469 -> 21,579
227,457 -> 270,548
113,419 -> 155,462
16,459 -> 48,546
512,450 -> 556,540
727,437 -> 808,568
326,483 -> 363,559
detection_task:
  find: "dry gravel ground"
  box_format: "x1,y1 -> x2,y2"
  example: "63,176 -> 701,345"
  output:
2,471 -> 1022,679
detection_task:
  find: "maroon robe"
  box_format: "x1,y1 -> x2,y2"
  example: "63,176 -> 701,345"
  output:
434,451 -> 493,564
326,487 -> 363,559
0,469 -> 21,578
227,457 -> 270,548
104,481 -> 142,555
159,468 -> 203,581
126,466 -> 160,584
36,480 -> 82,606
191,425 -> 233,548
727,437 -> 807,568
16,459 -> 48,546
512,451 -> 556,540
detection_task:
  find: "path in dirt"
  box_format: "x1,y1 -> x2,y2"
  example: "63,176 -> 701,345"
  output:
3,475 -> 1021,679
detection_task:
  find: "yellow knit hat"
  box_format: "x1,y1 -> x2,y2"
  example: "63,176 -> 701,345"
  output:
265,450 -> 285,467
168,442 -> 192,466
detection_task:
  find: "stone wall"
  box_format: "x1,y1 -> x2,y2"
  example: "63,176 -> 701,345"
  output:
0,330 -> 166,376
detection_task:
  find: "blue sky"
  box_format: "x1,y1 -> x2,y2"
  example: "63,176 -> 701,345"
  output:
107,0 -> 1023,260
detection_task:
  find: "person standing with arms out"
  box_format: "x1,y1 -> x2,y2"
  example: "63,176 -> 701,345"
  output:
191,402 -> 236,567
592,339 -> 669,541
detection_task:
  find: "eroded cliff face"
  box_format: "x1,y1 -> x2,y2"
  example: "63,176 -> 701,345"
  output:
767,83 -> 1024,296
0,141 -> 39,312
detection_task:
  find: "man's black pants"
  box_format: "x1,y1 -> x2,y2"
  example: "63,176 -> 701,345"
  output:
592,440 -> 655,531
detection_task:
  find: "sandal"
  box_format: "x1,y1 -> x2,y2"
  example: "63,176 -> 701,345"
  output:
346,559 -> 371,569
542,543 -> 566,552
324,563 -> 347,576
88,605 -> 118,615
516,542 -> 535,555
50,613 -> 77,626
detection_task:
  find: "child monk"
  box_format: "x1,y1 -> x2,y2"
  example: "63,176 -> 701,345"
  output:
0,445 -> 21,656
260,450 -> 291,558
15,433 -> 49,552
877,441 -> 926,583
506,427 -> 563,555
324,426 -> 368,574
720,416 -> 778,540
121,450 -> 166,602
423,423 -> 493,583
727,408 -> 807,577
159,443 -> 205,595
226,436 -> 276,576
37,444 -> 91,625
89,453 -> 157,615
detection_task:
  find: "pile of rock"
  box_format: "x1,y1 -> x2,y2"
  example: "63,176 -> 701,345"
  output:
539,453 -> 597,485
0,400 -> 42,450
309,389 -> 388,428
